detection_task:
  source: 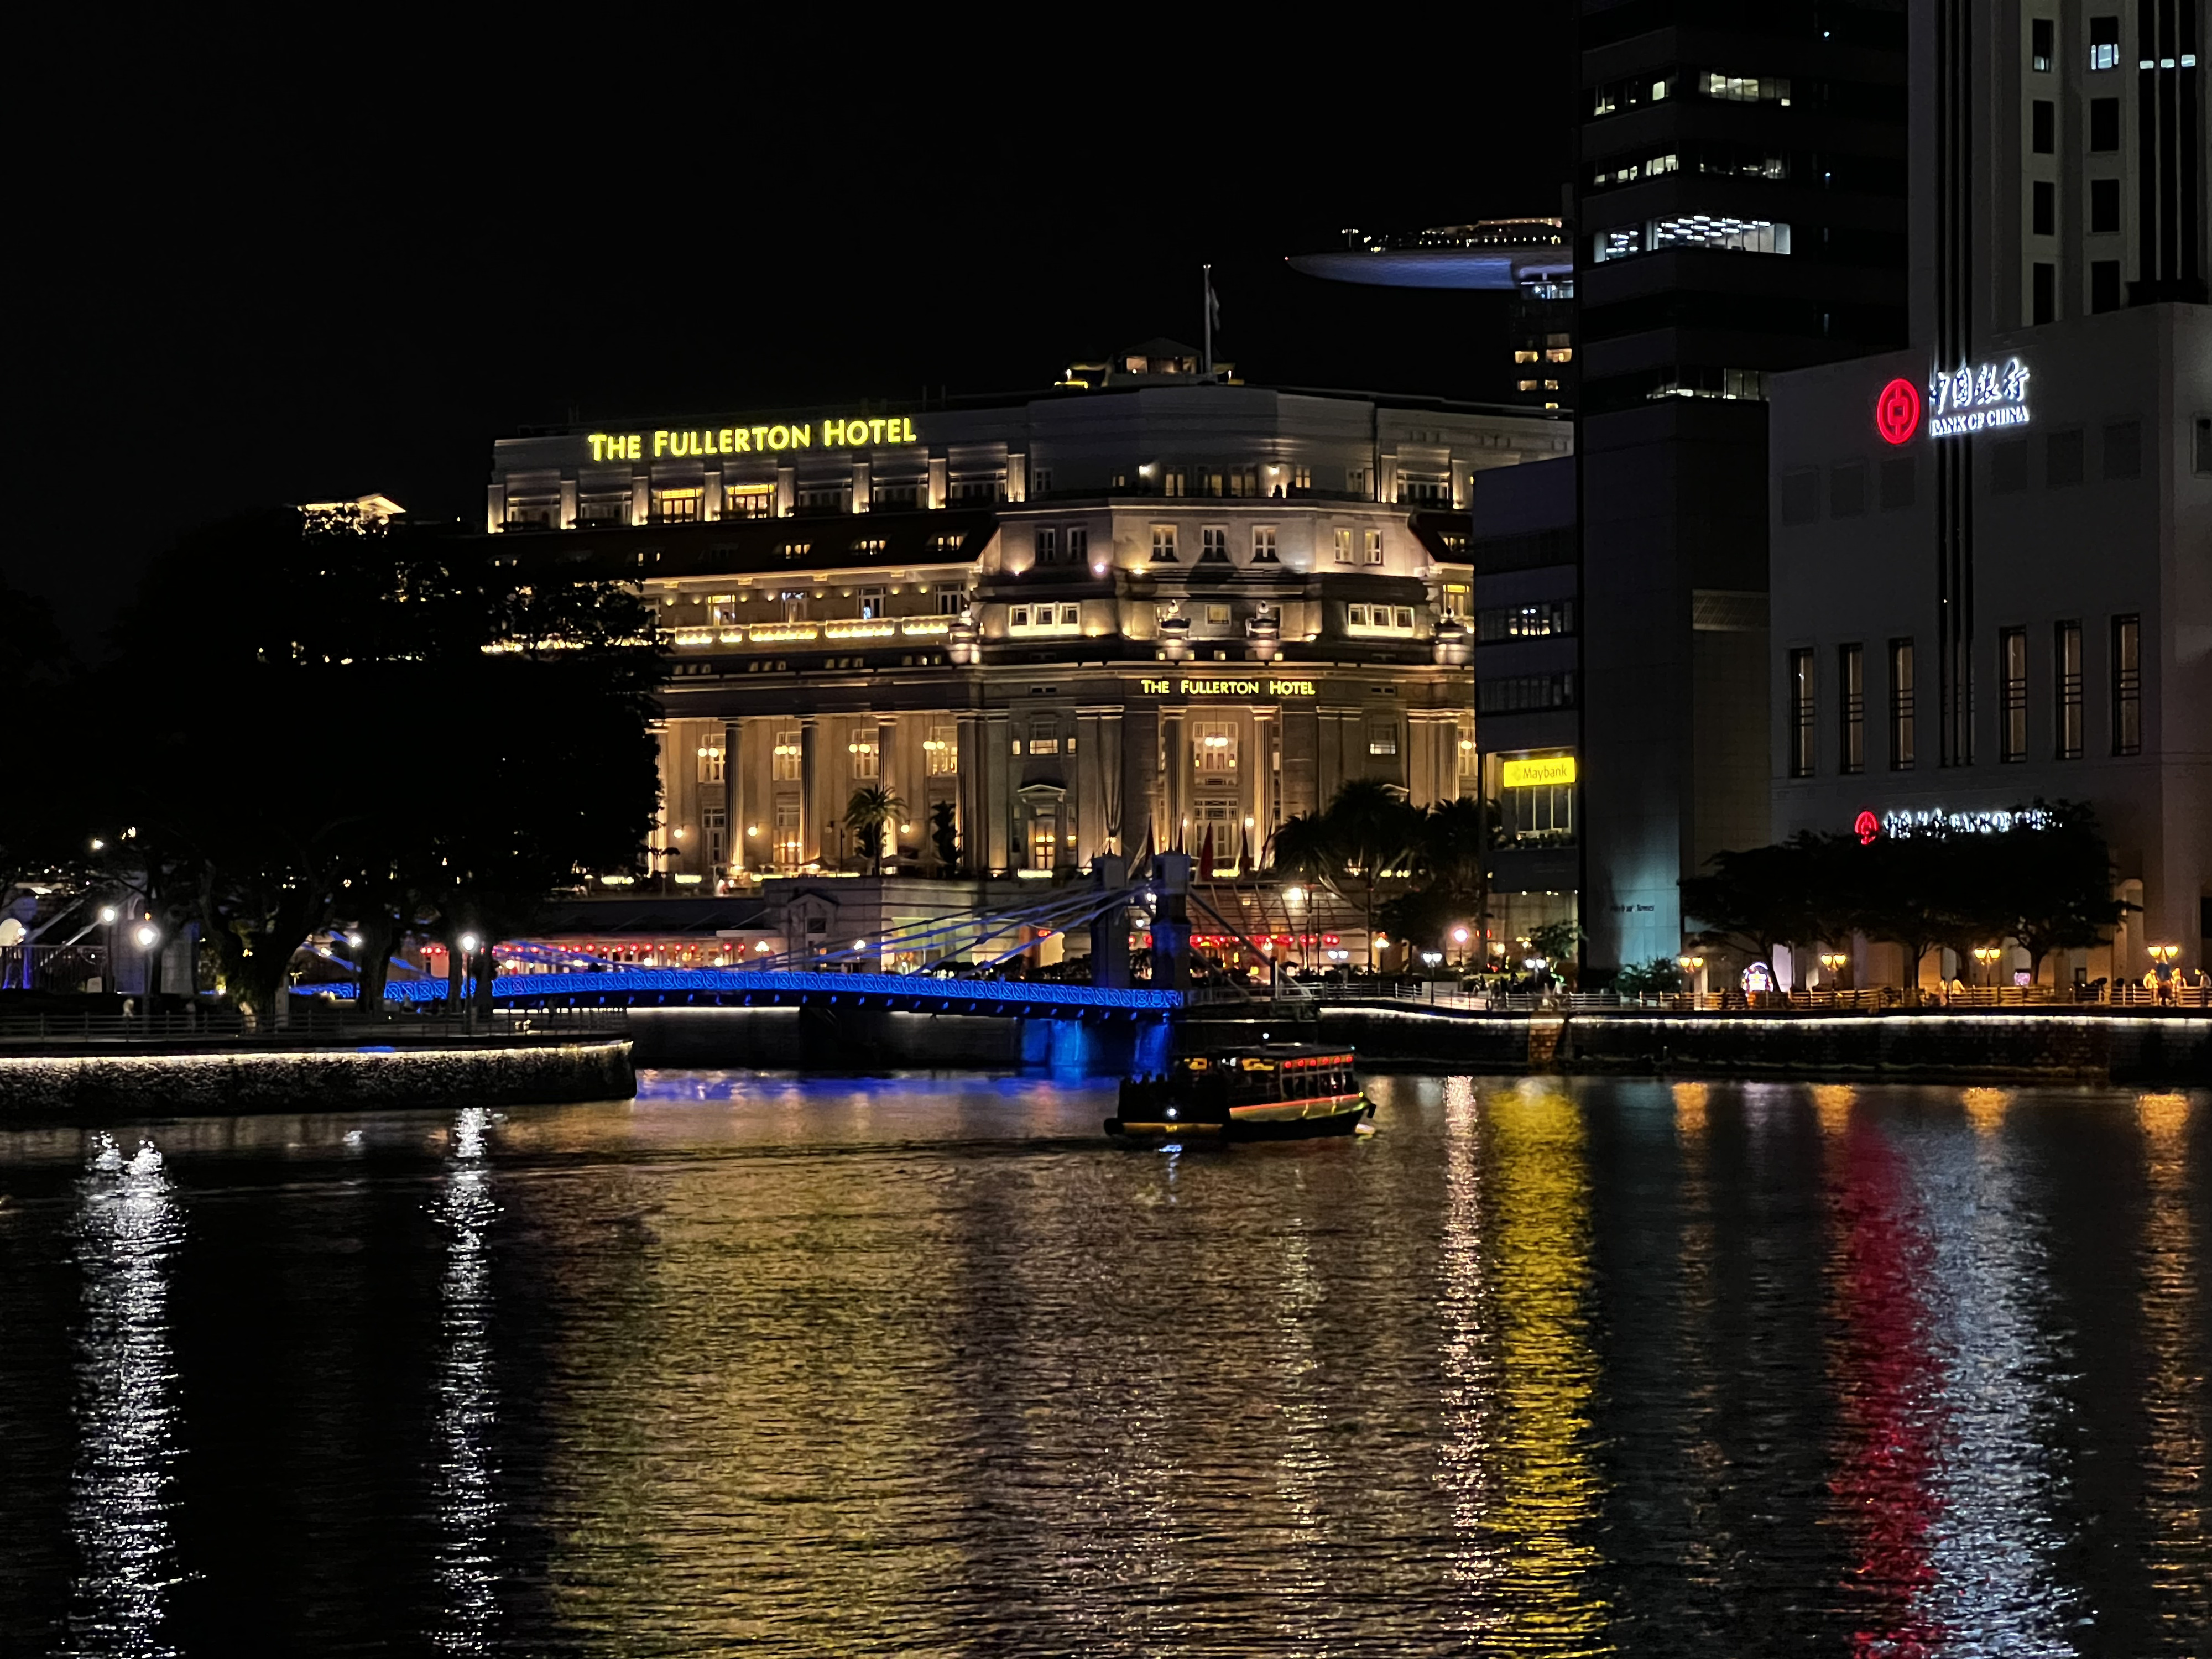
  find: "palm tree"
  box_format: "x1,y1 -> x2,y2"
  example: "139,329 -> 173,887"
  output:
843,786 -> 907,876
1271,781 -> 1425,968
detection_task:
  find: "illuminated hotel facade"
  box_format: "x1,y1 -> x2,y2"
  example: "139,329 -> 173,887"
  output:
484,345 -> 1568,904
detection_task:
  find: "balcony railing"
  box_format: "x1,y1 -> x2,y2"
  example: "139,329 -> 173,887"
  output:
667,617 -> 956,649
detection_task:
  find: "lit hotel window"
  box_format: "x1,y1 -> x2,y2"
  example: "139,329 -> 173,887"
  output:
925,726 -> 958,775
1251,527 -> 1279,563
1364,530 -> 1384,565
1368,723 -> 1399,758
1334,528 -> 1355,564
773,729 -> 802,782
1150,526 -> 1178,563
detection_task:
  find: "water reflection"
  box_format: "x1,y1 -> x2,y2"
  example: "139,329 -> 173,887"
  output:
431,1107 -> 500,1652
69,1131 -> 184,1659
2136,1092 -> 2208,1644
1473,1081 -> 1611,1655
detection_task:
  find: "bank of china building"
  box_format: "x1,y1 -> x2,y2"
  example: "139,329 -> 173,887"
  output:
484,347 -> 1567,890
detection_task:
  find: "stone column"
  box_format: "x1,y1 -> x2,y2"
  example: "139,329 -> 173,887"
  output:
629,469 -> 650,526
984,711 -> 1012,872
559,473 -> 577,530
485,481 -> 507,535
705,468 -> 724,523
956,712 -> 985,874
1160,707 -> 1186,851
724,718 -> 744,877
799,717 -> 820,867
1251,708 -> 1276,861
877,717 -> 900,868
852,459 -> 872,513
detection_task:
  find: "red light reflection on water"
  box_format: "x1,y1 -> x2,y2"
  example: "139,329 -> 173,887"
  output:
1827,1113 -> 1947,1658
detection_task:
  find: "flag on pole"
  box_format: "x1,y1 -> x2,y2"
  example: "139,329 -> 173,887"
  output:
1197,826 -> 1215,879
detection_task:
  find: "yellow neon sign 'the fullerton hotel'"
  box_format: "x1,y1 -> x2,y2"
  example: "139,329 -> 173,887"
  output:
587,418 -> 919,462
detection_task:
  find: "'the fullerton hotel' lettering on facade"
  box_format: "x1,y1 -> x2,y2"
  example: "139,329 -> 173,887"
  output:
589,418 -> 919,462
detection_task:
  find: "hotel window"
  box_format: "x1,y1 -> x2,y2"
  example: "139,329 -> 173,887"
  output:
1364,530 -> 1384,565
2111,614 -> 2140,755
1347,604 -> 1369,627
2088,14 -> 2119,69
1346,467 -> 1369,497
2056,621 -> 2083,758
772,728 -> 803,782
930,533 -> 966,555
2031,16 -> 2054,70
1204,604 -> 1231,627
1226,467 -> 1262,498
1251,527 -> 1279,563
709,593 -> 742,627
1367,722 -> 1399,758
1290,466 -> 1312,492
1334,528 -> 1354,564
1028,719 -> 1060,756
1401,474 -> 1451,506
950,475 -> 1003,502
2000,628 -> 2029,761
872,479 -> 920,509
1162,469 -> 1187,497
1036,526 -> 1059,565
1888,640 -> 1916,769
702,806 -> 727,869
925,724 -> 958,775
774,803 -> 801,869
1199,527 -> 1230,563
1009,607 -> 1030,628
1032,468 -> 1053,495
1788,648 -> 1816,777
696,739 -> 725,784
1150,526 -> 1178,563
1193,721 -> 1238,773
933,586 -> 968,616
780,540 -> 813,559
781,589 -> 809,623
857,587 -> 886,619
726,485 -> 775,519
1838,644 -> 1864,774
797,482 -> 850,512
849,727 -> 879,779
1442,583 -> 1470,620
577,494 -> 628,527
1393,607 -> 1415,629
1067,526 -> 1088,565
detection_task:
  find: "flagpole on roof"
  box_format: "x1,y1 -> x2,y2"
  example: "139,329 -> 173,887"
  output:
1202,264 -> 1213,379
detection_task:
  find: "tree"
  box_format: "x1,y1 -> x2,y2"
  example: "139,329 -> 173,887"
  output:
1271,780 -> 1427,968
1527,919 -> 1583,984
1615,956 -> 1686,995
843,786 -> 907,876
928,800 -> 961,875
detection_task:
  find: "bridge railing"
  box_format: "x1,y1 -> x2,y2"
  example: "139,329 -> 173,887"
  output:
0,1004 -> 631,1046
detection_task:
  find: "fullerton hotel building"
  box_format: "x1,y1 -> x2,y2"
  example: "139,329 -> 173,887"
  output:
483,342 -> 1569,895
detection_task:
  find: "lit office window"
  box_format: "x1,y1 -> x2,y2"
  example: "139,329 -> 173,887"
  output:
2000,629 -> 2029,761
1150,526 -> 1178,563
1888,640 -> 1916,769
1193,721 -> 1238,773
1697,71 -> 1791,103
1252,527 -> 1279,563
1506,780 -> 1575,844
2056,621 -> 2083,758
2111,614 -> 2141,755
1650,215 -> 1791,254
2089,14 -> 2119,69
1789,650 -> 1817,777
1839,644 -> 1865,774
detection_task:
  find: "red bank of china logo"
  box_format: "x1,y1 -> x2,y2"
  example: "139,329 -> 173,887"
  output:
1854,810 -> 1881,845
1874,378 -> 1921,445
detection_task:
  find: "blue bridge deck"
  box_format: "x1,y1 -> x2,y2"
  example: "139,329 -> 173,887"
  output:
325,969 -> 1184,1019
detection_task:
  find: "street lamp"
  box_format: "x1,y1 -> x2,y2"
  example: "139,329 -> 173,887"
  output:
1451,925 -> 1470,969
1971,945 -> 2000,986
133,923 -> 160,1031
2148,943 -> 2179,966
1678,954 -> 1705,998
1819,950 -> 1848,988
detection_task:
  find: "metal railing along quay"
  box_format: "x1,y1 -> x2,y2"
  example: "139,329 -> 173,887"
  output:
1209,980 -> 2210,1015
0,1005 -> 631,1048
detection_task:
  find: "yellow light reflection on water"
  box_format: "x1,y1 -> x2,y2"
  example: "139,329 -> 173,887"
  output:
1813,1084 -> 1855,1136
1961,1086 -> 2011,1137
1467,1082 -> 1612,1655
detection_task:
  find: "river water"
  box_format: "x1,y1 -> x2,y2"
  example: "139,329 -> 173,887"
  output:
0,1072 -> 2204,1656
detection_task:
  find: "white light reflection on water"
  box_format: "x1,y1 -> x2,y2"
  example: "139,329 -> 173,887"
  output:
1911,1088 -> 2075,1654
1436,1074 -> 1500,1602
68,1131 -> 184,1659
430,1107 -> 500,1653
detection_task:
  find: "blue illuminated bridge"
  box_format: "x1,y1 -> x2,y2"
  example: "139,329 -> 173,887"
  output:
326,968 -> 1183,1021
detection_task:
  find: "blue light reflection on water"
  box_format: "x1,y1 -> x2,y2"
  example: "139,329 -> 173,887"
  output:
0,1075 -> 2201,1655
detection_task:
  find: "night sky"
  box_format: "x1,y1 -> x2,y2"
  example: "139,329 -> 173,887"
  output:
11,21 -> 1573,652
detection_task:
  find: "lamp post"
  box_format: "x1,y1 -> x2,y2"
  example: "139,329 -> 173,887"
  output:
1677,954 -> 1704,1001
132,922 -> 160,1032
1819,950 -> 1848,990
1451,925 -> 1470,971
1971,944 -> 2000,987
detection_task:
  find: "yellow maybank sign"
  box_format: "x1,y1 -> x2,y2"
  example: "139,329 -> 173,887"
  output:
1501,755 -> 1577,788
588,417 -> 918,462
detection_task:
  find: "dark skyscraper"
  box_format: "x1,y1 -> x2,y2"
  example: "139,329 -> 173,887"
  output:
1574,0 -> 1913,969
